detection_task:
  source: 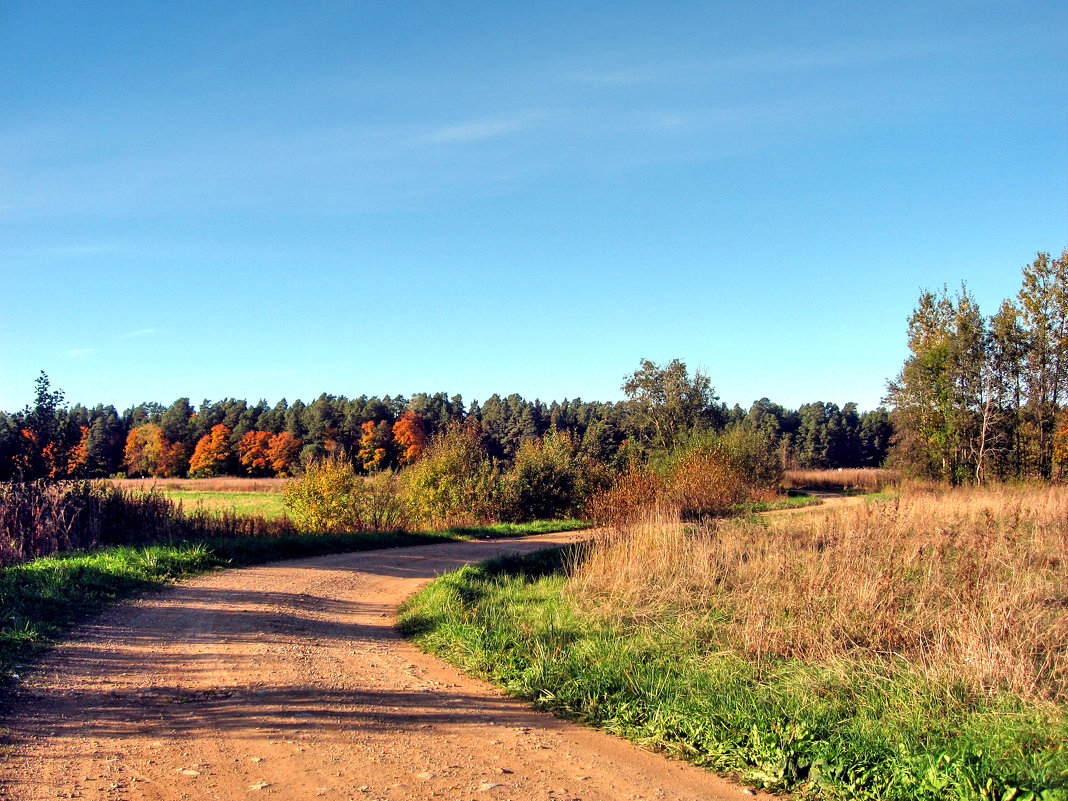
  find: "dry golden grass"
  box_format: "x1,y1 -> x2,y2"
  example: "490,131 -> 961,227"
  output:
783,467 -> 900,492
570,484 -> 1068,702
111,477 -> 288,493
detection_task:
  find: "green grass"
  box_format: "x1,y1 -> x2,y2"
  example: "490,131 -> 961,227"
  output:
0,520 -> 587,687
438,519 -> 588,538
159,489 -> 288,519
400,548 -> 1068,801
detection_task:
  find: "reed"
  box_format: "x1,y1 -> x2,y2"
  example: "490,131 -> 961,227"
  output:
0,480 -> 295,567
782,467 -> 900,492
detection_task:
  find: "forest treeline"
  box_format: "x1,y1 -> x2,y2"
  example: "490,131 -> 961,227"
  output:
888,247 -> 1068,483
0,365 -> 892,482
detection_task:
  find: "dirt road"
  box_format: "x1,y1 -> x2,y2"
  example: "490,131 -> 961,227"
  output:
0,533 -> 770,800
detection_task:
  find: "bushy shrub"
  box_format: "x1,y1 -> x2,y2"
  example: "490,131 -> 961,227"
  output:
400,424 -> 502,528
585,465 -> 664,528
663,443 -> 748,520
713,427 -> 784,489
505,431 -> 610,521
282,453 -> 406,533
587,429 -> 780,526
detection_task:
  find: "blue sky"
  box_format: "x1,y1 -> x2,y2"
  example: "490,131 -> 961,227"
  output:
2,1 -> 1065,414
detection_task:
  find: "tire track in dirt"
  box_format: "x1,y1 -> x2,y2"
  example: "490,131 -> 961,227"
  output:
0,532 -> 771,801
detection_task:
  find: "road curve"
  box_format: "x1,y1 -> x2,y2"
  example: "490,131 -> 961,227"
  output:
0,532 -> 770,801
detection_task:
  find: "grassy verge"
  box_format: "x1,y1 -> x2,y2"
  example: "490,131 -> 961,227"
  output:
400,547 -> 1068,801
0,520 -> 586,685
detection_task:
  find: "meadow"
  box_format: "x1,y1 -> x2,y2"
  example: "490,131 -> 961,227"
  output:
401,483 -> 1068,800
782,467 -> 900,493
111,477 -> 289,519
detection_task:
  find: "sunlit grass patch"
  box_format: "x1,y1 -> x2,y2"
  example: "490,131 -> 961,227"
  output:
160,490 -> 288,519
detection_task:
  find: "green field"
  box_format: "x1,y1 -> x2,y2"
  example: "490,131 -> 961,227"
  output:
161,490 -> 288,519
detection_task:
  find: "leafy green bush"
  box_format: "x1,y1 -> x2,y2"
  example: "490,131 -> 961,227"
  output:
282,453 -> 406,532
400,424 -> 503,528
505,431 -> 610,521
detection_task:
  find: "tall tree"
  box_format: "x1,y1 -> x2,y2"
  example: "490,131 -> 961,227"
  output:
124,424 -> 164,477
16,372 -> 65,479
266,431 -> 302,476
622,358 -> 721,452
189,424 -> 232,477
886,286 -> 990,482
1017,248 -> 1068,478
237,430 -> 273,475
393,411 -> 427,465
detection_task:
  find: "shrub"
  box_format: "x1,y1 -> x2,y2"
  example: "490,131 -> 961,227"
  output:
282,453 -> 406,533
713,427 -> 783,489
400,424 -> 502,528
587,433 -> 760,526
585,465 -> 666,528
506,431 -> 610,521
663,443 -> 748,520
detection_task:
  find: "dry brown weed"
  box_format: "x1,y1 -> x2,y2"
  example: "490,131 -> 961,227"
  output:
569,484 -> 1068,701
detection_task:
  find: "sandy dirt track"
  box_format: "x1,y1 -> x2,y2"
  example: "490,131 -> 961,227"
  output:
0,532 -> 771,801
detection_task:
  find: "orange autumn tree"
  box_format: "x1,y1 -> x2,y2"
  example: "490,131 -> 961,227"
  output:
158,440 -> 190,477
16,428 -> 70,479
266,431 -> 302,476
189,424 -> 232,477
238,430 -> 272,475
392,411 -> 427,466
124,424 -> 164,477
358,420 -> 393,472
67,426 -> 90,476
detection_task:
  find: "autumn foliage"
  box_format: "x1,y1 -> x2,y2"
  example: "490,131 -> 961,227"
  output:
586,434 -> 753,528
189,425 -> 232,477
392,411 -> 427,465
158,440 -> 190,477
358,420 -> 393,472
124,424 -> 164,477
265,431 -> 302,476
237,430 -> 272,475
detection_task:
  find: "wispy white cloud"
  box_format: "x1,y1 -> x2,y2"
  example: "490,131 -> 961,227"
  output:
64,348 -> 96,359
120,328 -> 158,339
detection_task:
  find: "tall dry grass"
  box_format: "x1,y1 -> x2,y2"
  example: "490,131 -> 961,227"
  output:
111,477 -> 288,493
570,484 -> 1068,702
0,481 -> 296,567
782,467 -> 899,492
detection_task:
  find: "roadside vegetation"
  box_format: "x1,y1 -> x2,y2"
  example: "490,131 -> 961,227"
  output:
403,483 -> 1068,800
